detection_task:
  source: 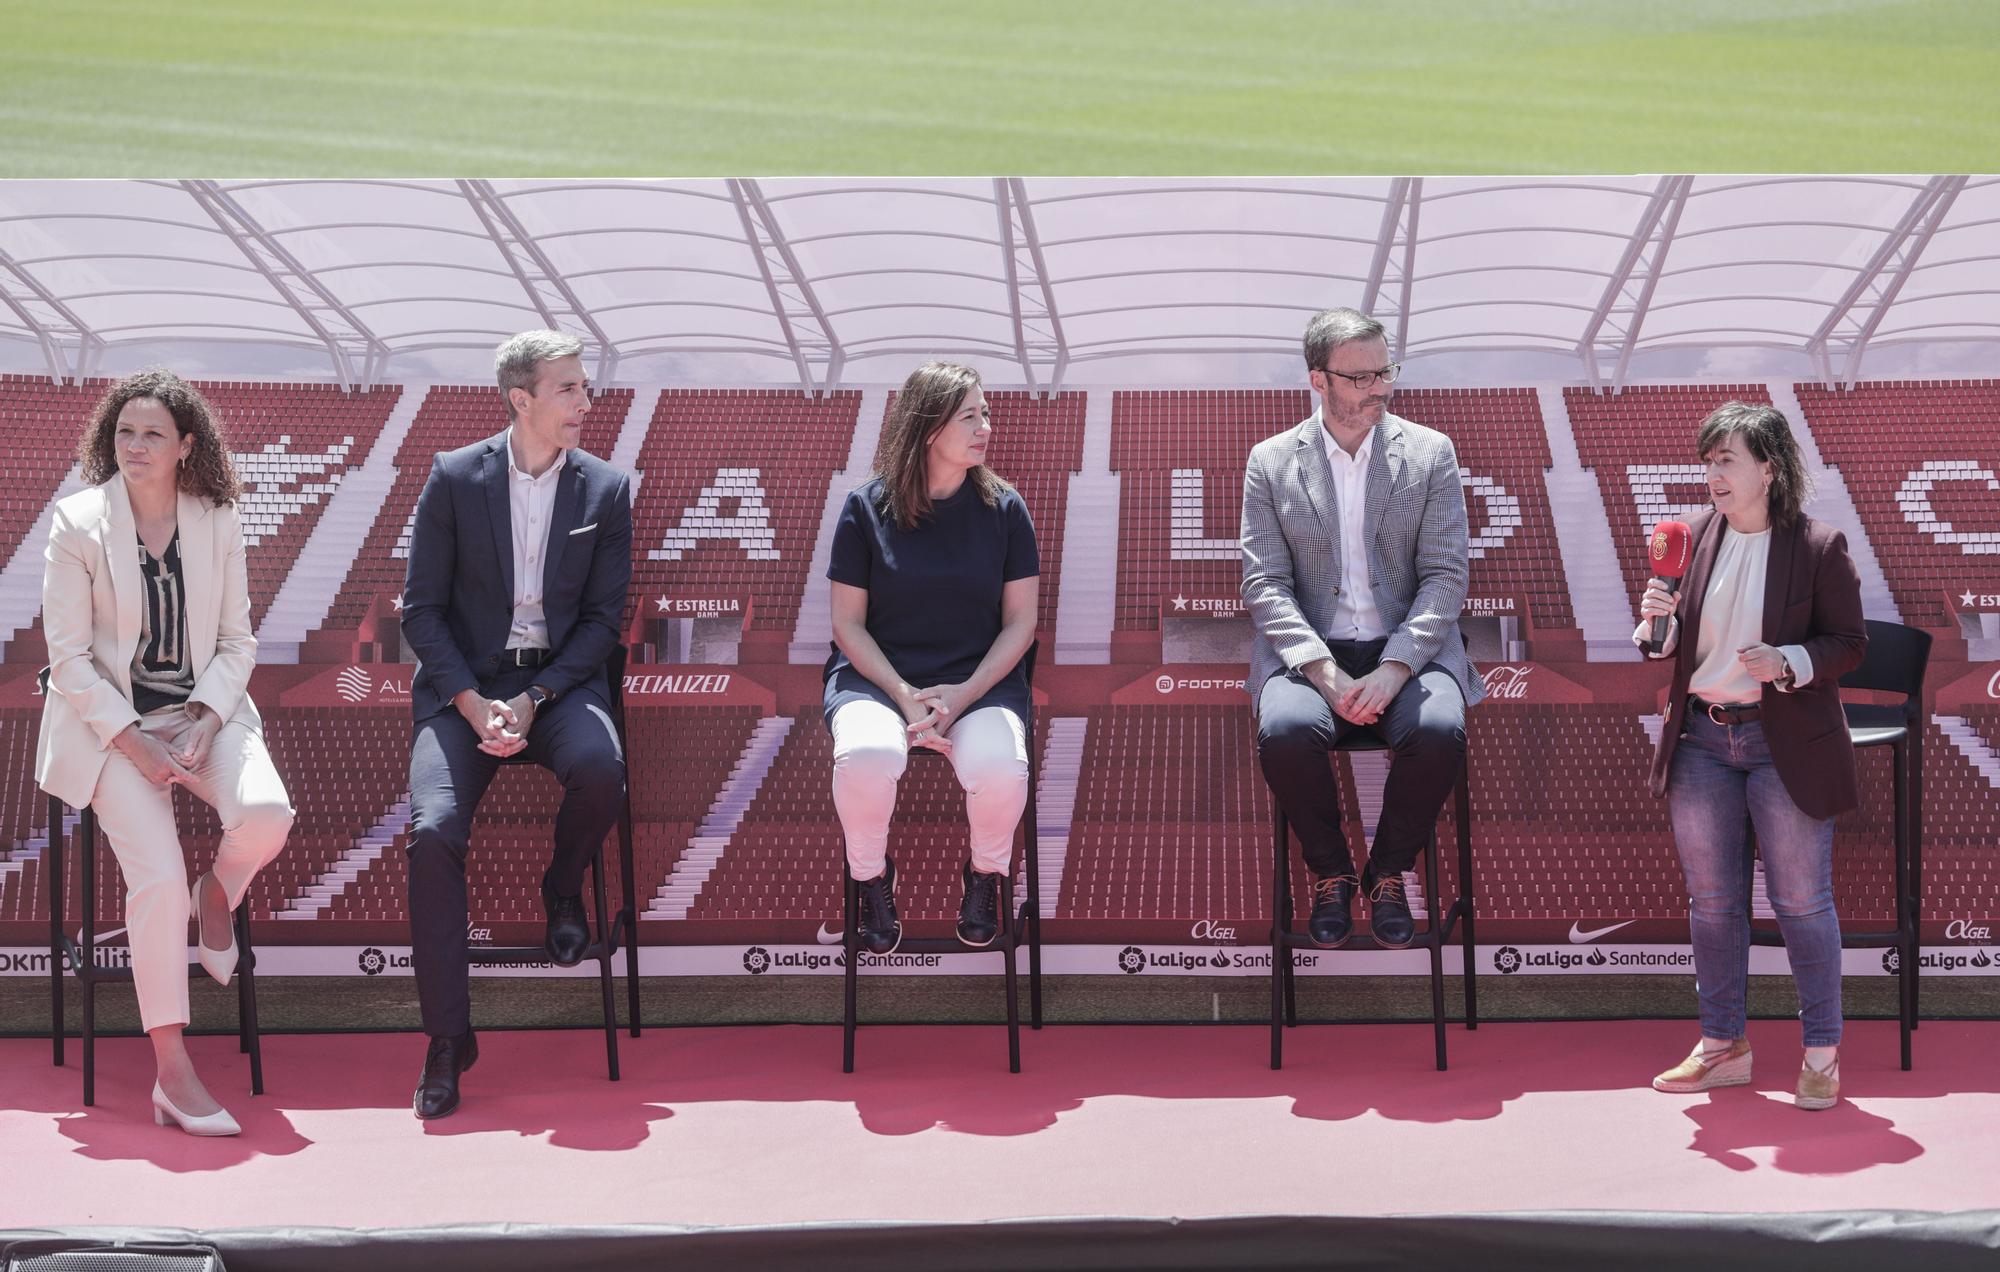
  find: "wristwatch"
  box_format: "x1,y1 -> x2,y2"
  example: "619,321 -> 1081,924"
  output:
526,684 -> 555,711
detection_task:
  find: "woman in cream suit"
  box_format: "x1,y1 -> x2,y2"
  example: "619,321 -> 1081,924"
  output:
37,370 -> 293,1136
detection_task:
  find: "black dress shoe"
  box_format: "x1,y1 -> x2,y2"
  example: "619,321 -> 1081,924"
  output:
856,858 -> 901,956
414,1029 -> 478,1120
956,861 -> 1003,947
541,882 -> 590,967
1306,874 -> 1358,948
1365,867 -> 1415,949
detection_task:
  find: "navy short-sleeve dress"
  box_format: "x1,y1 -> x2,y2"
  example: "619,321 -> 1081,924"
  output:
821,476 -> 1039,727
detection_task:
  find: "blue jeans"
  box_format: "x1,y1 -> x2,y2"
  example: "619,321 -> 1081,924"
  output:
1667,710 -> 1843,1048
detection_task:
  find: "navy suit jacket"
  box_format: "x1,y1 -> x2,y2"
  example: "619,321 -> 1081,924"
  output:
402,431 -> 633,722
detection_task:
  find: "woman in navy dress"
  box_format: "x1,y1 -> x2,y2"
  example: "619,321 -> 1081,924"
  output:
824,361 -> 1039,954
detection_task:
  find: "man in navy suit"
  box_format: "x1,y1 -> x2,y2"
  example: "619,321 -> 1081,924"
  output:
401,329 -> 633,1119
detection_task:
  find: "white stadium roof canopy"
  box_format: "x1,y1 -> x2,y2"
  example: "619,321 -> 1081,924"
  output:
0,176 -> 1994,391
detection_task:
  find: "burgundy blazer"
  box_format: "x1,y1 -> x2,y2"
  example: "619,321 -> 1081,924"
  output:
1647,509 -> 1869,820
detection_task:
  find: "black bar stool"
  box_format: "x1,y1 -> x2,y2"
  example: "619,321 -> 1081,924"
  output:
41,669 -> 264,1107
1269,732 -> 1476,1071
463,644 -> 641,1080
843,645 -> 1042,1073
1747,619 -> 1930,1070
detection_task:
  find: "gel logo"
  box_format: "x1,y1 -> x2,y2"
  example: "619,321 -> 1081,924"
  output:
1945,919 -> 1993,942
1117,946 -> 1147,975
1190,919 -> 1237,942
742,946 -> 772,975
1494,946 -> 1524,975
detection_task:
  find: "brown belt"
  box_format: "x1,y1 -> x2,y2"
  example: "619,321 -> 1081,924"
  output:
1690,696 -> 1759,726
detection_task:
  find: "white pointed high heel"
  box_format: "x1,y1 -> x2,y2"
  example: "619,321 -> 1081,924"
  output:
151,1081 -> 240,1136
193,872 -> 238,987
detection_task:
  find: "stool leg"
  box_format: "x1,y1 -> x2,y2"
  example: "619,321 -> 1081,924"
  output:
237,906 -> 264,1095
842,872 -> 859,1074
1270,807 -> 1288,1071
1455,765 -> 1478,1030
81,808 -> 96,1108
620,792 -> 641,1039
49,795 -> 64,1069
1003,881 -> 1020,1074
591,848 -> 620,1082
1427,832 -> 1447,1072
1894,739 -> 1914,1070
82,956 -> 96,1108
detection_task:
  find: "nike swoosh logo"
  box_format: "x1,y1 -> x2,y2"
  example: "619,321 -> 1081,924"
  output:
73,927 -> 128,945
815,922 -> 842,946
1569,920 -> 1635,943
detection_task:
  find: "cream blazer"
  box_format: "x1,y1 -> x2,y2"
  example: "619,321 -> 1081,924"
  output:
35,479 -> 262,808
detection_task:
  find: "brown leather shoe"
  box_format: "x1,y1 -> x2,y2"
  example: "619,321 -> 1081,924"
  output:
1651,1038 -> 1752,1093
1796,1052 -> 1840,1111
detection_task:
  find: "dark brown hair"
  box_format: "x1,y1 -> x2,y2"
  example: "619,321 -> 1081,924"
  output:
874,361 -> 1012,531
79,369 -> 242,505
1695,400 -> 1810,528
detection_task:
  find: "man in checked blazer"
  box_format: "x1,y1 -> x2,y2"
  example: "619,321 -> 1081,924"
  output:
1241,307 -> 1483,949
401,329 -> 633,1119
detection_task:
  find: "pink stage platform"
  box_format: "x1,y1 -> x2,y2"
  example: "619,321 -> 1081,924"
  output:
4,1019 -> 1997,1232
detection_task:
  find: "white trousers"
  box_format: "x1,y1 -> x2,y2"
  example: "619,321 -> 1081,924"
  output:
89,706 -> 293,1031
829,700 -> 1028,882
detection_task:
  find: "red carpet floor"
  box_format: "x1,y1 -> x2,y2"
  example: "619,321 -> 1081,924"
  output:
4,1019 -> 1997,1229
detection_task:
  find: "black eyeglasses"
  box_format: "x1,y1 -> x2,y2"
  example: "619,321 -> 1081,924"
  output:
1321,363 -> 1401,389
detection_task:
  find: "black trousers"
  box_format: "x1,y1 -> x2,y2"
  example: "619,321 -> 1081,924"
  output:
406,663 -> 626,1038
1256,640 -> 1467,879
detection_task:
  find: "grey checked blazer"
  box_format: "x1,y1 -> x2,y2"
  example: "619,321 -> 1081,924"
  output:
1239,408 -> 1484,710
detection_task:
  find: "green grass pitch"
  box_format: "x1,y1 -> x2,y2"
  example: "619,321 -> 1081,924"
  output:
2,0 -> 1996,175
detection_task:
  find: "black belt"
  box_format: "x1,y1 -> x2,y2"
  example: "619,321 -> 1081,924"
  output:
1690,696 -> 1759,726
502,647 -> 551,669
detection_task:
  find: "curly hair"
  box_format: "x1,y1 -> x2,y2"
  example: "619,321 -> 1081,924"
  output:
875,361 -> 1013,532
78,369 -> 242,505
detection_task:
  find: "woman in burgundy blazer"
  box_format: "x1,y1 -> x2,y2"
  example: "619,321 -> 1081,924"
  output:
1635,402 -> 1867,1111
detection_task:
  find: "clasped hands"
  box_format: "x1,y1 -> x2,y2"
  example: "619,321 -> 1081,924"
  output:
1305,658 -> 1410,726
897,682 -> 973,756
455,689 -> 541,757
113,701 -> 223,788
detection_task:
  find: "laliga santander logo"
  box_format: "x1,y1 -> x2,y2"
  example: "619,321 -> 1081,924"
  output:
1481,665 -> 1532,700
1155,675 -> 1175,695
335,666 -> 372,703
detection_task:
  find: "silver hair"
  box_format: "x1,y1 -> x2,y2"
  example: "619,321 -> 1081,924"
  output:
495,329 -> 585,421
1302,307 -> 1388,372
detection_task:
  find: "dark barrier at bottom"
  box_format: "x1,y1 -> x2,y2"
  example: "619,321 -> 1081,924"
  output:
8,1212 -> 1999,1272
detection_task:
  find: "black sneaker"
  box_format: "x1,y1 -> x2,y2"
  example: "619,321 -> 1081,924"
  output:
856,858 -> 902,955
1364,867 -> 1415,949
1306,873 -> 1358,948
957,861 -> 1004,947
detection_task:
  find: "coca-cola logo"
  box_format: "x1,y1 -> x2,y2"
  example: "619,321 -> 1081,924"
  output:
1986,668 -> 2000,700
1481,665 -> 1532,699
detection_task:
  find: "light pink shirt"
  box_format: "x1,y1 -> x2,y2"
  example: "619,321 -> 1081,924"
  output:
1321,423 -> 1386,642
505,427 -> 566,650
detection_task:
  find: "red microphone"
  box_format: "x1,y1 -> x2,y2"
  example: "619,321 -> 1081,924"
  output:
1646,519 -> 1694,656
